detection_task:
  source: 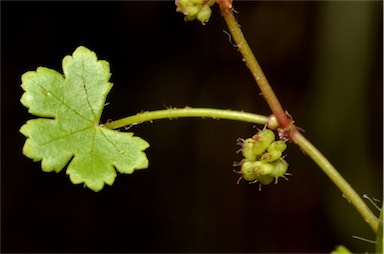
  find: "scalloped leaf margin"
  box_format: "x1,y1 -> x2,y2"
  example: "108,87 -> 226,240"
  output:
20,46 -> 149,191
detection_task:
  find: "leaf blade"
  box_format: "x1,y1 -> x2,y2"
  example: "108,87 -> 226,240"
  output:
20,46 -> 149,191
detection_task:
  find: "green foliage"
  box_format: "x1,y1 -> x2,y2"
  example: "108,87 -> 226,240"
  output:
19,46 -> 149,192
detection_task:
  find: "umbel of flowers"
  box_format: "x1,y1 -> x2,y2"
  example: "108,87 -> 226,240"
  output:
235,129 -> 290,190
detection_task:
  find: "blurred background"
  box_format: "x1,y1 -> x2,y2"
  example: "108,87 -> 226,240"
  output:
1,1 -> 382,252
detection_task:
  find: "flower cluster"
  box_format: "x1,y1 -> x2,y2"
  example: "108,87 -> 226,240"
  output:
235,129 -> 290,189
175,0 -> 216,25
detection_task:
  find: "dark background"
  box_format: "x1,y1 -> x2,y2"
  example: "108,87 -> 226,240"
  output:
1,1 -> 382,253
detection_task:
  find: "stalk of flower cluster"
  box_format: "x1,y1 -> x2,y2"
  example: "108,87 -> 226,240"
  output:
216,0 -> 379,233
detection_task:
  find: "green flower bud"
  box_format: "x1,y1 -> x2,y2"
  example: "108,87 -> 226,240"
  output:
242,138 -> 257,161
252,129 -> 275,155
186,5 -> 200,16
191,0 -> 204,4
235,128 -> 290,187
240,161 -> 274,186
260,150 -> 282,163
196,4 -> 212,24
185,15 -> 197,21
175,0 -> 215,25
255,174 -> 274,185
253,161 -> 274,176
270,158 -> 289,182
241,160 -> 257,182
267,140 -> 287,153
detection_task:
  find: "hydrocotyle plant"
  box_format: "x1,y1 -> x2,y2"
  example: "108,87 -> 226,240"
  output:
19,0 -> 382,252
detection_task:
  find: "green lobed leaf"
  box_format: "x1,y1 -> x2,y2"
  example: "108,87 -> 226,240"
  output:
20,46 -> 149,192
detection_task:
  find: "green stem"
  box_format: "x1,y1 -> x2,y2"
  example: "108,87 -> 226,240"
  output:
291,132 -> 379,233
103,107 -> 268,129
103,108 -> 379,232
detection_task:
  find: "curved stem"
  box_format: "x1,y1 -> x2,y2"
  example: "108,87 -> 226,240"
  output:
103,107 -> 268,129
291,132 -> 379,233
103,109 -> 379,232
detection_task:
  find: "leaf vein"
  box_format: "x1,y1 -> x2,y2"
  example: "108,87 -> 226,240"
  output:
32,79 -> 93,124
80,60 -> 97,120
37,126 -> 93,147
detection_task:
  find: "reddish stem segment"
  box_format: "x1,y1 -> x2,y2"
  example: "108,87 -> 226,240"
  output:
216,0 -> 379,233
218,2 -> 292,129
